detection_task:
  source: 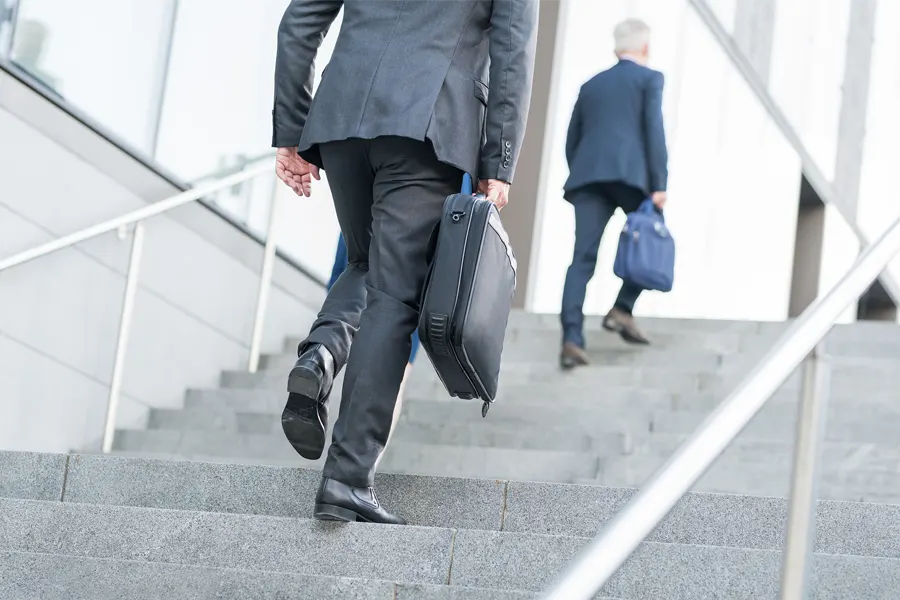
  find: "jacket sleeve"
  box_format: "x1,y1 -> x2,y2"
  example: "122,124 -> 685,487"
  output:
271,0 -> 343,148
478,0 -> 539,184
642,70 -> 669,193
565,91 -> 583,168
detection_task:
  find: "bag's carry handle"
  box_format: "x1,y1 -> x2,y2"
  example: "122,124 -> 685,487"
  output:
462,173 -> 473,195
638,198 -> 664,221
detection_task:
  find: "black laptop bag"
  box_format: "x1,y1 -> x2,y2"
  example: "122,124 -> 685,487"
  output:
418,180 -> 517,417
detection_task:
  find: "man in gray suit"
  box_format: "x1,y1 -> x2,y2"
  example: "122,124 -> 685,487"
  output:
271,0 -> 538,525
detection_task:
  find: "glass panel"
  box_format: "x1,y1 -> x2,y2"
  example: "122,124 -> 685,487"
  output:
9,0 -> 176,154
159,0 -> 343,274
0,0 -> 18,57
154,0 -> 293,181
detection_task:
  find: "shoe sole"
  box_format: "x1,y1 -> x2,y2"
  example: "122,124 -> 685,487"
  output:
281,366 -> 325,461
314,503 -> 371,523
603,319 -> 649,345
560,354 -> 589,370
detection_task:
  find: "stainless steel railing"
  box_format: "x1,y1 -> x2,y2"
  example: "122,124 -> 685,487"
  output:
0,160 -> 279,453
539,213 -> 900,599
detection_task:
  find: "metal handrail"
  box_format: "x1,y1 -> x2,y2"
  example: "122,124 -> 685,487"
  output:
539,213 -> 900,600
0,159 -> 279,453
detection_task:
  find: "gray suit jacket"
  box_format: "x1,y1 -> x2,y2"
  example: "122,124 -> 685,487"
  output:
272,0 -> 538,183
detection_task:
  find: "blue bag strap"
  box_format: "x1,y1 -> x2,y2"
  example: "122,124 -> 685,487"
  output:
461,173 -> 473,195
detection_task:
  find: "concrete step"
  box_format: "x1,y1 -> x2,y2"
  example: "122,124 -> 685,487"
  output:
406,361 -> 895,397
152,390 -> 900,451
115,417 -> 900,498
184,382 -> 900,422
503,312 -> 900,345
158,388 -> 900,451
391,419 -> 631,453
153,397 -> 651,436
2,497 -> 898,599
0,551 -> 542,600
503,312 -> 777,334
221,363 -> 761,395
225,358 -> 900,398
380,442 -> 602,483
15,453 -> 897,558
112,428 -> 320,467
652,402 -> 900,444
268,344 -> 729,373
379,439 -> 900,502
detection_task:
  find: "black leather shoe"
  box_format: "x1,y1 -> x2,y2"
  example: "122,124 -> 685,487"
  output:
314,477 -> 407,525
282,344 -> 335,460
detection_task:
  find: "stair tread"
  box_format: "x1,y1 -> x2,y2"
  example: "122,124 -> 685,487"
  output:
0,550 -> 555,600
2,452 -> 893,559
2,497 -> 898,600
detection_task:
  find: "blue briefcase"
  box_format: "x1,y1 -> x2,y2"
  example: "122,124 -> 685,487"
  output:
613,199 -> 675,292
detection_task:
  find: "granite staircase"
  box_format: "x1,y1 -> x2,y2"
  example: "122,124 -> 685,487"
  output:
3,312 -> 900,598
2,452 -> 900,599
116,312 -> 900,503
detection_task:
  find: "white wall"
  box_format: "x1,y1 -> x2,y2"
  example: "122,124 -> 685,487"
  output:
530,0 -> 800,321
0,70 -> 324,453
768,0 -> 850,182
858,0 -> 900,318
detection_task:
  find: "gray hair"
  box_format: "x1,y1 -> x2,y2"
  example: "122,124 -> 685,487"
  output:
614,19 -> 651,54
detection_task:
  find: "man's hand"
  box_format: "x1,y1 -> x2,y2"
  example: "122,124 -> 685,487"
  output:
276,147 -> 320,197
651,191 -> 667,210
477,179 -> 511,210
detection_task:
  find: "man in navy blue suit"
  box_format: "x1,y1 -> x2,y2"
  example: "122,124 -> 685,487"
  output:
560,19 -> 669,369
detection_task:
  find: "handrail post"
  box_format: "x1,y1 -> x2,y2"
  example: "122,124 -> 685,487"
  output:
780,343 -> 831,600
247,190 -> 279,373
102,223 -> 145,454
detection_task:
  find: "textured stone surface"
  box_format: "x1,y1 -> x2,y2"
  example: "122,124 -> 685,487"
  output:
112,429 -> 310,463
504,481 -> 900,558
0,551 -> 394,600
64,455 -> 504,531
184,388 -> 284,413
393,419 -> 629,454
450,530 -> 900,599
397,584 -> 536,600
0,499 -> 452,584
0,451 -> 66,501
379,442 -> 601,483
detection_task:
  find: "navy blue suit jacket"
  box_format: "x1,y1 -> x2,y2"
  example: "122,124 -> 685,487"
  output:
564,60 -> 668,200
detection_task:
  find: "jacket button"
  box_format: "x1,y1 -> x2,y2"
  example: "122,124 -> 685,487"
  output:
504,141 -> 511,149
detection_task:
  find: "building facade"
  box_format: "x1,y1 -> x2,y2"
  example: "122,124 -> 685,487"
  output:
3,0 -> 899,322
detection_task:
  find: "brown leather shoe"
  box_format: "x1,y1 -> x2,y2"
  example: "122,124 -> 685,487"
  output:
560,341 -> 590,370
603,308 -> 650,345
